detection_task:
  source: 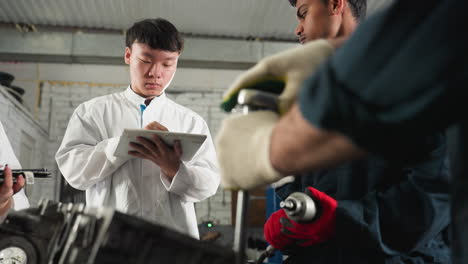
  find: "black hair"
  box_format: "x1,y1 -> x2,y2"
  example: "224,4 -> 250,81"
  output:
125,18 -> 184,53
288,0 -> 366,20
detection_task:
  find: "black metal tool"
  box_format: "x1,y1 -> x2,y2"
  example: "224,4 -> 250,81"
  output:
0,169 -> 51,184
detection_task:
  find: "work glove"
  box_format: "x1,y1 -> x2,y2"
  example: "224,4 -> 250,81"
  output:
220,39 -> 334,114
215,111 -> 284,190
264,187 -> 337,250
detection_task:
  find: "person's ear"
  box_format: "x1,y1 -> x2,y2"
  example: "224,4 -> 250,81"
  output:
328,0 -> 345,15
124,47 -> 131,65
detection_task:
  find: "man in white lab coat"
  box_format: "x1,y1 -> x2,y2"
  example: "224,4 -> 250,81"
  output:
55,18 -> 219,239
1,121 -> 30,223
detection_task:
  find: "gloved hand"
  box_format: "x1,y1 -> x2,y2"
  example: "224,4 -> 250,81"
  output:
215,111 -> 284,190
264,187 -> 337,250
221,39 -> 334,114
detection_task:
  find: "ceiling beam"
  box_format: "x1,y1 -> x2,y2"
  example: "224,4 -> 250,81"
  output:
0,28 -> 298,70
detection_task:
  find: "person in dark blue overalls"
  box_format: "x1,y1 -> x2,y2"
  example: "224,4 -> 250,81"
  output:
258,1 -> 451,263
217,0 -> 466,263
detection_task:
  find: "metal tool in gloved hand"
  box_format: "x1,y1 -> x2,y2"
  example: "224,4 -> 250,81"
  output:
264,187 -> 337,254
221,80 -> 284,113
232,88 -> 281,264
255,192 -> 317,264
226,87 -> 318,264
220,39 -> 334,114
280,192 -> 317,223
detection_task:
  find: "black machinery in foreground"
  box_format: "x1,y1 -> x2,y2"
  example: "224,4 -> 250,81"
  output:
0,200 -> 235,264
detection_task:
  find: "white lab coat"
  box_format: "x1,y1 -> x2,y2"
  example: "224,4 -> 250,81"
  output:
56,86 -> 219,238
0,121 -> 30,223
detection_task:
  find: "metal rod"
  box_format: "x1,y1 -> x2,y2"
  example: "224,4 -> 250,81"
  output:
233,190 -> 249,264
233,90 -> 280,264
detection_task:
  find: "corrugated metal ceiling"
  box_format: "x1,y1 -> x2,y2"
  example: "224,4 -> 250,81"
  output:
0,0 -> 393,41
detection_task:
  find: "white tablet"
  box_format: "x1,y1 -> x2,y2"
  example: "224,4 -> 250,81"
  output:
114,129 -> 207,161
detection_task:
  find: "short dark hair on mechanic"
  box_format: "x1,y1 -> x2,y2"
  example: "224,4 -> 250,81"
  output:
288,0 -> 366,20
125,18 -> 184,53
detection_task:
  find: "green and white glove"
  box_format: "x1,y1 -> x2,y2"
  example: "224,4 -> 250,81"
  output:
216,111 -> 284,190
221,39 -> 334,114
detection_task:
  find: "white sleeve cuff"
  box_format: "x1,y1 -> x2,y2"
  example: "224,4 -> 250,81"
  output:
160,163 -> 194,194
104,136 -> 131,164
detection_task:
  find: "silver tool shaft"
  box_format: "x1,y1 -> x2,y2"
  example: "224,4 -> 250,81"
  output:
233,89 -> 280,264
233,190 -> 249,264
280,192 -> 317,223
